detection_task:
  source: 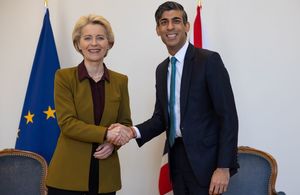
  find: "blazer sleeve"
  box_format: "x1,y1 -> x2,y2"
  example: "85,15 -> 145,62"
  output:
54,69 -> 107,144
205,52 -> 239,169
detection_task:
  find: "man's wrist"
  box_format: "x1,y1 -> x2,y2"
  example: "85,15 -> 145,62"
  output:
129,126 -> 137,138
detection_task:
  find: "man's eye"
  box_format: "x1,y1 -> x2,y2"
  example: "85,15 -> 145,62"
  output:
173,19 -> 181,24
160,21 -> 167,26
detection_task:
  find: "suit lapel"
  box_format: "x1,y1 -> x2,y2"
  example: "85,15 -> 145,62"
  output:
180,44 -> 195,121
160,58 -> 169,125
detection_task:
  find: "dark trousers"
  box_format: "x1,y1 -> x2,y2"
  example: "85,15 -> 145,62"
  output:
47,187 -> 116,195
169,138 -> 209,195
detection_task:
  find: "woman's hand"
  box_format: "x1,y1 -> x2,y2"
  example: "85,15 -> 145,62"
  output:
93,142 -> 115,159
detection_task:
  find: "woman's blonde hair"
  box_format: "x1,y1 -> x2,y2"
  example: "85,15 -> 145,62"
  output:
72,14 -> 114,55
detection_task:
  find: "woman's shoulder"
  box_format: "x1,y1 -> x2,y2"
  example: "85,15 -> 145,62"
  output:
56,66 -> 77,75
55,66 -> 78,82
108,69 -> 128,80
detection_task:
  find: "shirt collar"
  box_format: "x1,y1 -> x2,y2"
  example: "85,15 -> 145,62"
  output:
169,39 -> 189,64
78,60 -> 110,82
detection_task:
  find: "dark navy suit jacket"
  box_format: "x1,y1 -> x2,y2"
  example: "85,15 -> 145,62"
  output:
136,43 -> 239,186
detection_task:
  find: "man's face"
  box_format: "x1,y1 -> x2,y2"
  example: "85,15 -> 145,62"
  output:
156,10 -> 190,55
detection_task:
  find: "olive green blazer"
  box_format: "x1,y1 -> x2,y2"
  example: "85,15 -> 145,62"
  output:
46,66 -> 132,193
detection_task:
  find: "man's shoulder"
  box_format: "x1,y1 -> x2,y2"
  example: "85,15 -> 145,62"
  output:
156,57 -> 169,71
188,44 -> 218,59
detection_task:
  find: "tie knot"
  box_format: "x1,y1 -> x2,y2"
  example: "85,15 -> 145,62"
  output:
171,57 -> 177,66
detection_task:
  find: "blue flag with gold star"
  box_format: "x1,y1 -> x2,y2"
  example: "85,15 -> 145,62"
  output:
15,8 -> 60,164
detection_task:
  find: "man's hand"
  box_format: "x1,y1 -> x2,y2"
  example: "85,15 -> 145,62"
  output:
209,168 -> 230,195
106,123 -> 136,146
93,142 -> 114,159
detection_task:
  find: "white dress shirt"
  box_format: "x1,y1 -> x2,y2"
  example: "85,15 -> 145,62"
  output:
134,40 -> 189,138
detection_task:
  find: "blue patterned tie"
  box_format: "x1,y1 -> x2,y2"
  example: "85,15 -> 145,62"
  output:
169,57 -> 177,147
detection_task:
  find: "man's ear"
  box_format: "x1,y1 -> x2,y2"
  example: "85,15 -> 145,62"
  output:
185,22 -> 190,33
156,26 -> 161,36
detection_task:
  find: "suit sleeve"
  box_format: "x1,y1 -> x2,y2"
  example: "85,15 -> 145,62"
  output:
54,70 -> 107,144
205,52 -> 239,170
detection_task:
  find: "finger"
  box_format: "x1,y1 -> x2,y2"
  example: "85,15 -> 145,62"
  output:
121,134 -> 131,145
219,185 -> 225,194
108,123 -> 118,130
118,137 -> 126,145
108,123 -> 120,130
107,130 -> 121,143
223,183 -> 228,193
209,183 -> 215,195
221,183 -> 228,194
124,128 -> 132,139
213,185 -> 220,195
94,146 -> 111,158
94,152 -> 109,159
112,135 -> 123,145
122,128 -> 133,141
94,150 -> 105,157
95,144 -> 104,151
112,133 -> 122,144
94,147 -> 106,156
119,130 -> 129,141
103,146 -> 113,157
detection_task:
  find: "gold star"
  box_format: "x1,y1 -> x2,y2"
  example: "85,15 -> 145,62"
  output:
43,106 -> 56,119
24,111 -> 34,124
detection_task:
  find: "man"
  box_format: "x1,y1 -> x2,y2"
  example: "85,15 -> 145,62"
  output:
108,1 -> 239,195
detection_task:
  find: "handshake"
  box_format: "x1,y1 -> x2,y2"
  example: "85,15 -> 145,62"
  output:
106,123 -> 136,146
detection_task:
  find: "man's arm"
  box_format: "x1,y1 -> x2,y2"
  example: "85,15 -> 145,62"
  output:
205,52 -> 238,194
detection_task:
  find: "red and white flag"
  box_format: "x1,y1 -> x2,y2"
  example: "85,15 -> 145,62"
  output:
193,2 -> 203,48
158,2 -> 203,195
158,143 -> 173,195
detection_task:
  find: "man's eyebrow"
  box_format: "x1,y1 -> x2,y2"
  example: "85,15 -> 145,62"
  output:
159,17 -> 182,21
172,17 -> 182,20
159,18 -> 168,21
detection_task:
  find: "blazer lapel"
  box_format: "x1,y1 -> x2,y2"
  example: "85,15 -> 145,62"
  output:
180,44 -> 195,122
77,77 -> 95,124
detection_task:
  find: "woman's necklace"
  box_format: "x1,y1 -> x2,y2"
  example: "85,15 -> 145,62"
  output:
86,63 -> 104,82
88,70 -> 104,82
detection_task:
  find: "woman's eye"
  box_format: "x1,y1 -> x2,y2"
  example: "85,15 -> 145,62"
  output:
84,37 -> 92,41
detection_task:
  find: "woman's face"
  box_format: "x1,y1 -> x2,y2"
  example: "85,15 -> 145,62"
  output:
78,23 -> 110,64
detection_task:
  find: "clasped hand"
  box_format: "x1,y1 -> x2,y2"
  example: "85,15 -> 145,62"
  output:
106,123 -> 135,146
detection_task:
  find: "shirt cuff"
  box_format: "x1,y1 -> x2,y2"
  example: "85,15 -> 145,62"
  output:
132,126 -> 141,138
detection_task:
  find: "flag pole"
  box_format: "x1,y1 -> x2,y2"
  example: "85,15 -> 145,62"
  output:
44,0 -> 48,8
197,0 -> 202,7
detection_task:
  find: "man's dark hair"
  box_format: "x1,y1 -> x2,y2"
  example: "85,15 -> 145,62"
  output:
155,1 -> 188,25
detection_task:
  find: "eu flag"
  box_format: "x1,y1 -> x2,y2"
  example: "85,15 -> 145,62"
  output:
15,8 -> 60,164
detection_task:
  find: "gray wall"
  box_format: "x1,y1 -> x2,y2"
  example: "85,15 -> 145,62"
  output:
0,0 -> 298,194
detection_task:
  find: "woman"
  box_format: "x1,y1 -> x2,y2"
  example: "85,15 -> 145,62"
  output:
46,14 -> 132,195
